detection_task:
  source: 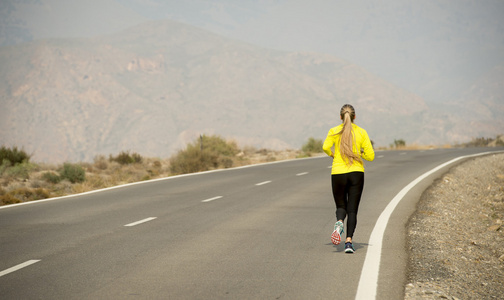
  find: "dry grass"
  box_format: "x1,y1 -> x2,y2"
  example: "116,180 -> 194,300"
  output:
0,148 -> 302,206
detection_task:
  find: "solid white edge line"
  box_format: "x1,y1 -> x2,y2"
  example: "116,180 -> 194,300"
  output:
0,260 -> 41,277
124,217 -> 157,227
0,156 -> 325,211
355,151 -> 501,300
202,196 -> 223,203
255,181 -> 271,186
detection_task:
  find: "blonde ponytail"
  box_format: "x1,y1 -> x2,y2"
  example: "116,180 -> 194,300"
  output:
337,104 -> 362,166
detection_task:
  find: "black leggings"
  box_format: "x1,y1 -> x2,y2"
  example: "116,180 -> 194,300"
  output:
331,172 -> 365,238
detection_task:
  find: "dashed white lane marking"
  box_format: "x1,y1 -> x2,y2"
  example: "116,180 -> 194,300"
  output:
296,172 -> 308,176
202,196 -> 223,203
255,181 -> 271,186
399,152 -> 407,155
0,260 -> 41,277
377,155 -> 384,158
124,217 -> 157,227
355,151 -> 499,300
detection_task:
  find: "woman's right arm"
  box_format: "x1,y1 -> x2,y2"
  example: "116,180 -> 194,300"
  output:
323,129 -> 334,157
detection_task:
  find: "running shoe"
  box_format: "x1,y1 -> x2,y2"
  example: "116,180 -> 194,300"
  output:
331,221 -> 344,245
344,242 -> 355,253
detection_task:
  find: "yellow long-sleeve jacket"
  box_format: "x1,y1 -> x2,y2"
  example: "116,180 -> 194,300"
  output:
323,123 -> 375,174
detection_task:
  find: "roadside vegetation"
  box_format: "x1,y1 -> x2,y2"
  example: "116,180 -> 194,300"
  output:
383,135 -> 504,150
0,136 -> 303,205
1,134 -> 502,206
301,137 -> 324,156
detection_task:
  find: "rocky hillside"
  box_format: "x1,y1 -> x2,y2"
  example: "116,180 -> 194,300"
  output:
0,20 -> 501,163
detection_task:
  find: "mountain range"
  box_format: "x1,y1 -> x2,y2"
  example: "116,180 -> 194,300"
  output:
0,19 -> 502,163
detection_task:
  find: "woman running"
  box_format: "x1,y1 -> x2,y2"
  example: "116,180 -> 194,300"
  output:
323,104 -> 375,253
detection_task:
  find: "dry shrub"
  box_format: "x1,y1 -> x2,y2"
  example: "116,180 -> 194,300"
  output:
33,188 -> 50,200
28,179 -> 44,189
88,173 -> 110,189
242,145 -> 257,156
122,164 -> 149,182
8,187 -> 32,200
93,155 -> 109,170
72,182 -> 94,194
1,193 -> 21,205
104,163 -> 147,185
51,181 -> 73,197
146,159 -> 163,177
1,187 -> 50,203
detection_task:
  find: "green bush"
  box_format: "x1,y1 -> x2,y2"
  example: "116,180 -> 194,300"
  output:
42,171 -> 62,184
60,163 -> 86,183
199,135 -> 239,157
0,160 -> 36,180
0,159 -> 11,175
302,137 -> 324,154
109,151 -> 143,165
169,147 -> 216,174
0,146 -> 31,165
169,135 -> 238,174
394,139 -> 406,148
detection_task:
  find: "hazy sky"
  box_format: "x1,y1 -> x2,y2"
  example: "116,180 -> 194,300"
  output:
3,0 -> 504,103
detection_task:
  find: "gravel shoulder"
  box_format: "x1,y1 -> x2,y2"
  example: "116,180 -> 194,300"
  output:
404,153 -> 504,299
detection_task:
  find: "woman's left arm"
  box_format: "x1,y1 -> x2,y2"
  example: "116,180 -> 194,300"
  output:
361,130 -> 375,161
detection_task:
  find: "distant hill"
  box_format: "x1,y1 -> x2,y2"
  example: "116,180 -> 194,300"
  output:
0,20 -> 502,163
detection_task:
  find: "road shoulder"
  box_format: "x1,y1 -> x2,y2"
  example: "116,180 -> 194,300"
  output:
405,153 -> 504,299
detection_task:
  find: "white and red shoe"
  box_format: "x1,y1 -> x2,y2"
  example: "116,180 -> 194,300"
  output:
331,221 -> 344,245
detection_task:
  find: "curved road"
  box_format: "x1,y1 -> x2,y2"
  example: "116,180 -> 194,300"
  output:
0,147 -> 502,299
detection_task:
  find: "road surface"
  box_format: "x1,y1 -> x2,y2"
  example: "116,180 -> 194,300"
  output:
1,147 -> 502,299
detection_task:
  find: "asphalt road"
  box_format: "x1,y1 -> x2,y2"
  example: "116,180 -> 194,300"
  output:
1,147 -> 502,299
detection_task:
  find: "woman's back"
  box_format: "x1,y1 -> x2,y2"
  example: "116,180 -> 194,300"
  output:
323,123 -> 374,174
